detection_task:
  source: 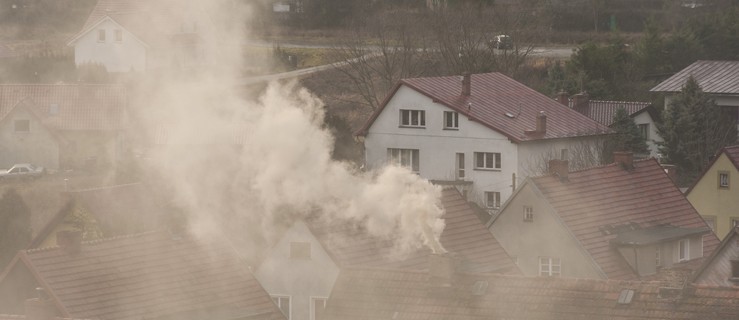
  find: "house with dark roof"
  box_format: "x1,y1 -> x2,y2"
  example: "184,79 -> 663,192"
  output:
356,72 -> 611,212
254,187 -> 518,320
487,153 -> 719,280
686,145 -> 739,239
28,183 -> 167,249
67,0 -> 213,72
692,227 -> 739,287
651,60 -> 739,134
320,264 -> 739,320
0,84 -> 127,171
0,230 -> 286,320
554,92 -> 662,158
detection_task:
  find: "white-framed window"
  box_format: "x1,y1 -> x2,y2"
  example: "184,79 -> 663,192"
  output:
676,239 -> 689,262
97,29 -> 106,42
523,205 -> 534,222
473,152 -> 501,170
14,119 -> 29,132
455,153 -> 465,180
731,217 -> 739,228
399,109 -> 425,128
485,191 -> 500,209
443,111 -> 459,129
387,148 -> 419,173
539,257 -> 561,277
655,246 -> 661,267
310,297 -> 328,320
115,29 -> 123,42
271,295 -> 291,319
638,123 -> 650,140
560,148 -> 569,161
290,242 -> 311,260
719,171 -> 730,189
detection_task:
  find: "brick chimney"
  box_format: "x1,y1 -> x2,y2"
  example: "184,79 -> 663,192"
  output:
429,253 -> 456,288
548,159 -> 569,180
56,230 -> 82,255
556,91 -> 569,106
25,288 -> 57,320
461,73 -> 471,96
613,151 -> 634,169
536,111 -> 547,134
572,92 -> 589,109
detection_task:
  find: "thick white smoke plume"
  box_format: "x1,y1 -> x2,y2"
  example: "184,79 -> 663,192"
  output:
134,1 -> 446,258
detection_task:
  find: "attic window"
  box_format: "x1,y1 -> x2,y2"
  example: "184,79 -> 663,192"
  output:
97,29 -> 106,42
718,171 -> 729,189
14,119 -> 29,132
290,242 -> 311,260
115,29 -> 123,42
523,206 -> 534,222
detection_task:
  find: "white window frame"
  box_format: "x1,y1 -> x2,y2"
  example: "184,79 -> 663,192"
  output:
473,152 -> 501,170
485,191 -> 500,209
97,29 -> 106,42
676,239 -> 689,262
523,206 -> 534,222
539,257 -> 561,277
387,148 -> 419,173
719,171 -> 729,189
271,295 -> 291,320
638,123 -> 650,140
399,109 -> 425,128
443,111 -> 459,130
310,296 -> 328,320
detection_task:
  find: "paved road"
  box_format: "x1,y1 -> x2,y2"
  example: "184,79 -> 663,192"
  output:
237,40 -> 574,85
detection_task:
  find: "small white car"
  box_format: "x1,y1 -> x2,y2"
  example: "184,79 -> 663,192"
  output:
0,163 -> 46,179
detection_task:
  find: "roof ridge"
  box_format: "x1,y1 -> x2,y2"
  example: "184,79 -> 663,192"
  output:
589,100 -> 650,104
25,230 -> 162,253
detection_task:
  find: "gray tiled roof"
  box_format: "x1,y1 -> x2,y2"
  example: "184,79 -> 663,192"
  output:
651,60 -> 739,94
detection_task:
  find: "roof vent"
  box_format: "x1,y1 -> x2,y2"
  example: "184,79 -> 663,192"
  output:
505,112 -> 515,118
471,280 -> 489,296
617,289 -> 634,304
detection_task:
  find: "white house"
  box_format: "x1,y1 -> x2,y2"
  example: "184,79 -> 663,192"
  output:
555,92 -> 663,158
253,187 -> 518,320
356,72 -> 611,212
67,0 -> 212,73
651,60 -> 739,134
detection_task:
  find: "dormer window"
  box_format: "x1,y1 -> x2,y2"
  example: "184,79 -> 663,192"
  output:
399,109 -> 425,128
676,239 -> 689,262
443,111 -> 458,130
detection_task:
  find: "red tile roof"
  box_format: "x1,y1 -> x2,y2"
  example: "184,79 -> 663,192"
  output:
356,72 -> 611,142
2,231 -> 285,320
651,60 -> 739,94
570,100 -> 653,126
307,187 -> 519,274
691,227 -> 739,286
528,159 -> 720,280
28,183 -> 167,249
0,85 -> 127,131
322,267 -> 739,320
724,145 -> 739,170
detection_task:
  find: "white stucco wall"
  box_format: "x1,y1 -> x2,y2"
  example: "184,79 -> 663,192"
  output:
632,111 -> 662,158
254,221 -> 340,320
364,85 -> 519,207
0,108 -> 59,170
73,19 -> 147,72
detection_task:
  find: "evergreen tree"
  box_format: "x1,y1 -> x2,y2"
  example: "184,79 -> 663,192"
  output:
658,77 -> 737,186
0,189 -> 31,269
603,107 -> 649,163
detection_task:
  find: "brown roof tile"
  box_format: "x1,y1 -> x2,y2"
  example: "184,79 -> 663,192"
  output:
724,145 -> 739,170
323,267 -> 739,320
308,188 -> 519,274
651,60 -> 739,94
0,85 -> 126,131
357,73 -> 611,142
530,159 -> 720,280
570,100 -> 653,126
12,231 -> 285,320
